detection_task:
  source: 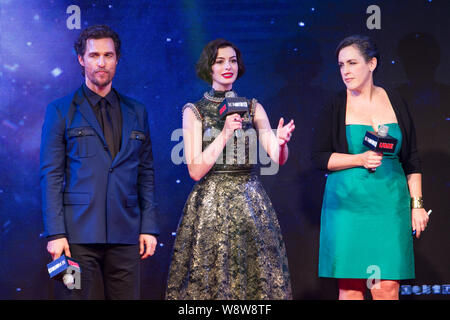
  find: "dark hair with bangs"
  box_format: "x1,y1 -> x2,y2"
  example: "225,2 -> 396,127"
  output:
196,39 -> 245,84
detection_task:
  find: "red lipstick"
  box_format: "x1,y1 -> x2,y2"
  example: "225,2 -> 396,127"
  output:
222,73 -> 233,79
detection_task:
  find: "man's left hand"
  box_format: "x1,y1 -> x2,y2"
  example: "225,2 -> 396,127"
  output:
139,234 -> 157,259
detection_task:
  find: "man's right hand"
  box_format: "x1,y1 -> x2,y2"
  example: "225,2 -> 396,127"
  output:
47,238 -> 71,260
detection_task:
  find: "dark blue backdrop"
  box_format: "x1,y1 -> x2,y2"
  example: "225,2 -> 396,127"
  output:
0,0 -> 448,299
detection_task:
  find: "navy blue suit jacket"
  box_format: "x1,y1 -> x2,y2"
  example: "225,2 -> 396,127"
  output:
40,86 -> 159,244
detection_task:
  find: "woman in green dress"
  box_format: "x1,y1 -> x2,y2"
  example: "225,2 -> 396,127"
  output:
312,35 -> 430,300
166,39 -> 295,299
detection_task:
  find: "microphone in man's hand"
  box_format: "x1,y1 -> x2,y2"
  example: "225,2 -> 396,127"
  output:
47,255 -> 82,290
362,125 -> 398,173
218,91 -> 249,138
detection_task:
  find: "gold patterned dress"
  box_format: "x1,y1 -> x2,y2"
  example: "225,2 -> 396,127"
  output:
166,89 -> 292,300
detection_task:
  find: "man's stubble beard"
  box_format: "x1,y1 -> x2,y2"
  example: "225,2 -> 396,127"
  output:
89,70 -> 115,88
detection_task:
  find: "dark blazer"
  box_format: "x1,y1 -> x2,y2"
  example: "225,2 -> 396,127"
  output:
40,86 -> 158,244
311,88 -> 421,175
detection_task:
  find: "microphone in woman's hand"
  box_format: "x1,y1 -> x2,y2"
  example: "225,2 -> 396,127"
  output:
412,210 -> 432,238
362,125 -> 398,173
218,91 -> 249,138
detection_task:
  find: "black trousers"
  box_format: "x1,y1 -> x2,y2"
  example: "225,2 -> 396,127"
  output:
54,244 -> 140,300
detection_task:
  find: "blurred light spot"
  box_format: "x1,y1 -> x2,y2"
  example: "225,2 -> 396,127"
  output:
51,68 -> 62,77
2,120 -> 18,130
4,64 -> 19,72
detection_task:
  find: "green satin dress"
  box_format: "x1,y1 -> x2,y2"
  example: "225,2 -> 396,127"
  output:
319,123 -> 415,280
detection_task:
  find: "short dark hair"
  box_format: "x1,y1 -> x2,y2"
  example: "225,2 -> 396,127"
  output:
196,39 -> 245,84
335,35 -> 380,71
74,25 -> 121,76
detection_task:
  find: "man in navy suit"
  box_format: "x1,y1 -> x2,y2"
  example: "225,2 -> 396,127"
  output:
40,25 -> 158,299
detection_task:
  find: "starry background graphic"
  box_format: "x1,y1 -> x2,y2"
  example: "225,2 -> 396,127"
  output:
0,0 -> 449,299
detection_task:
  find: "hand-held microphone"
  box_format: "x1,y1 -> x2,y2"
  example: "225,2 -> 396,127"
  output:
218,91 -> 249,138
362,125 -> 398,173
47,255 -> 82,290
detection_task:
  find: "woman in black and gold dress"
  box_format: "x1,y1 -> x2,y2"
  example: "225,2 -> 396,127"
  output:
166,39 -> 295,300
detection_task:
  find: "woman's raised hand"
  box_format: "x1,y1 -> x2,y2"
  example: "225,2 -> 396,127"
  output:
276,117 -> 295,146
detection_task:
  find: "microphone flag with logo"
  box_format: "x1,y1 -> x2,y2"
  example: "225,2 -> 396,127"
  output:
218,91 -> 249,138
362,124 -> 398,173
47,255 -> 82,290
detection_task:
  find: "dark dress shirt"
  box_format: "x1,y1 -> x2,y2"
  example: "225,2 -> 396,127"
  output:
82,84 -> 123,159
